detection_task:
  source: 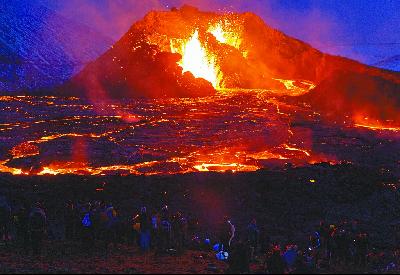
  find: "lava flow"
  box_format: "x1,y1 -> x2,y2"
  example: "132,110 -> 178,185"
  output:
1,6 -> 399,177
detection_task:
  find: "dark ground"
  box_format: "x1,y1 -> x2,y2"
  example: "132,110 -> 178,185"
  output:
0,163 -> 400,273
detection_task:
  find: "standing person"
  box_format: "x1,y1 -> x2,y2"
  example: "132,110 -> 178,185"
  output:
266,245 -> 286,274
157,205 -> 171,255
139,207 -> 151,253
28,202 -> 47,255
354,233 -> 369,267
327,225 -> 337,265
15,203 -> 29,253
104,202 -> 118,250
172,212 -> 187,254
81,203 -> 94,253
227,239 -> 250,274
318,220 -> 329,257
0,196 -> 11,247
63,201 -> 76,241
150,212 -> 160,249
283,244 -> 298,272
247,218 -> 260,260
218,217 -> 235,253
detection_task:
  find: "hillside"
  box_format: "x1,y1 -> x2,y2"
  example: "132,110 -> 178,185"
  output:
0,0 -> 112,93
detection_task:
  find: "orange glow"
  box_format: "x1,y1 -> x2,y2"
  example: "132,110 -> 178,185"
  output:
353,115 -> 400,132
207,22 -> 242,51
273,78 -> 316,96
283,144 -> 311,157
0,160 -> 24,175
170,30 -> 222,88
11,142 -> 40,159
193,163 -> 259,172
354,123 -> 400,132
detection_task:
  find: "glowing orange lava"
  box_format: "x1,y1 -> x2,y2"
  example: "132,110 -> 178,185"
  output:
207,22 -> 242,51
170,30 -> 221,88
353,116 -> 400,132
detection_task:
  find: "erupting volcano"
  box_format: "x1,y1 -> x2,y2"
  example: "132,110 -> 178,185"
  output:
1,5 -> 400,177
62,5 -> 400,124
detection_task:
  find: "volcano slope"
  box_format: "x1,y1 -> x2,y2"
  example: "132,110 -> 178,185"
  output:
61,5 -> 400,124
0,0 -> 112,93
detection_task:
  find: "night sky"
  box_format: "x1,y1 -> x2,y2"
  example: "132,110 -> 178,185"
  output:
41,0 -> 400,65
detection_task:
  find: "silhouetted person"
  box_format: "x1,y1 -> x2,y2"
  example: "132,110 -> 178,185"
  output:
227,240 -> 250,274
151,212 -> 160,249
247,218 -> 259,259
15,203 -> 29,252
28,202 -> 47,255
139,207 -> 151,252
0,196 -> 11,247
172,212 -> 187,254
218,217 -> 235,252
81,203 -> 94,253
158,205 -> 171,254
63,201 -> 76,241
283,244 -> 298,272
293,251 -> 312,274
355,233 -> 369,267
266,246 -> 286,274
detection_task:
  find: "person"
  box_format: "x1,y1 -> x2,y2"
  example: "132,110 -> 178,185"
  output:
318,220 -> 329,257
139,207 -> 151,252
0,196 -> 12,247
326,225 -> 337,265
309,229 -> 322,268
80,203 -> 94,253
150,212 -> 160,249
335,228 -> 351,265
218,217 -> 235,253
104,202 -> 118,248
293,250 -> 312,274
63,201 -> 76,241
157,205 -> 171,254
259,227 -> 271,254
247,218 -> 260,260
15,203 -> 29,253
266,245 -> 286,274
354,233 -> 369,267
28,202 -> 47,255
227,239 -> 250,274
283,244 -> 298,272
172,212 -> 187,254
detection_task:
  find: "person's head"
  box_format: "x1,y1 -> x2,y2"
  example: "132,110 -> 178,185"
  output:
34,201 -> 42,209
141,206 -> 147,214
251,218 -> 257,225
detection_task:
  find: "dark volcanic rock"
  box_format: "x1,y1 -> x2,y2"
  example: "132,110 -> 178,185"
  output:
301,70 -> 400,121
0,164 -> 398,248
0,0 -> 112,93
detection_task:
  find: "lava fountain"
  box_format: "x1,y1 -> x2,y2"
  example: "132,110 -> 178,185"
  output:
170,30 -> 221,88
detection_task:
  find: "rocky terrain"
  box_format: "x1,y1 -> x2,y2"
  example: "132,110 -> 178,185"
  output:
1,163 -> 399,248
0,0 -> 112,93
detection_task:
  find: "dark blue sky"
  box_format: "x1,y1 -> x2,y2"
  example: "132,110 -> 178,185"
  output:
43,0 -> 400,64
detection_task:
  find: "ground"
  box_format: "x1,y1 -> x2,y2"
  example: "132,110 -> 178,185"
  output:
0,242 -> 227,274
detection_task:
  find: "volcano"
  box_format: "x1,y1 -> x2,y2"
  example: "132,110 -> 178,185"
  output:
61,5 -> 400,123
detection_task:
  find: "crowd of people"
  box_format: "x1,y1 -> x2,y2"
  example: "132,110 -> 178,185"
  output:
0,194 -> 398,274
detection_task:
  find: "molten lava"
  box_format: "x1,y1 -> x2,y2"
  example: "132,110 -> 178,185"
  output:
170,30 -> 221,88
11,142 -> 40,159
207,22 -> 242,52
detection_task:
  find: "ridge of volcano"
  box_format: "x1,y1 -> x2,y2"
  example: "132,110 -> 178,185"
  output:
61,5 -> 400,123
